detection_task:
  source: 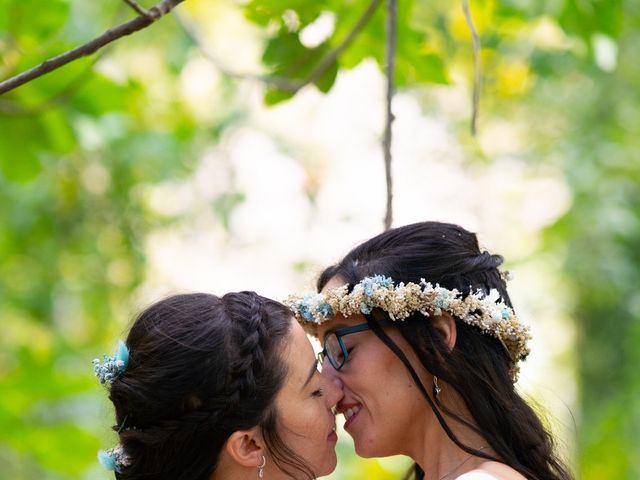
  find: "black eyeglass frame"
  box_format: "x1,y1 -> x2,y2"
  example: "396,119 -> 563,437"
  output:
318,319 -> 392,370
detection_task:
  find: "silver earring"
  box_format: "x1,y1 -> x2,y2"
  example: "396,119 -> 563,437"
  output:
433,376 -> 442,399
258,455 -> 266,478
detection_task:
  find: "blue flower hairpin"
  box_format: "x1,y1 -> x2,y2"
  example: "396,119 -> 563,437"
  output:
93,340 -> 129,384
98,446 -> 131,473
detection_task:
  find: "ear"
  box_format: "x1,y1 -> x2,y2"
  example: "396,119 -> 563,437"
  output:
431,312 -> 457,351
225,428 -> 265,469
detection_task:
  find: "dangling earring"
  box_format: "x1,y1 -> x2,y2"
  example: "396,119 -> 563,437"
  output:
257,455 -> 266,478
433,376 -> 442,399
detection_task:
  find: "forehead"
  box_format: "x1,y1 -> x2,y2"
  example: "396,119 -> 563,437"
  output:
321,275 -> 347,293
286,319 -> 313,356
283,320 -> 315,375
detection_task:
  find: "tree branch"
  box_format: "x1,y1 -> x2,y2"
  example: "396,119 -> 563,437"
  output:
0,0 -> 185,95
462,0 -> 482,136
0,52 -> 104,115
382,0 -> 397,231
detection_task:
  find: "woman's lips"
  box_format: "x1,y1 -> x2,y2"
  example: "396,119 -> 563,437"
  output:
343,404 -> 362,430
327,430 -> 338,444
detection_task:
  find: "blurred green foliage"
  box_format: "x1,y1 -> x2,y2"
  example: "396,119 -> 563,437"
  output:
1,0 -> 639,478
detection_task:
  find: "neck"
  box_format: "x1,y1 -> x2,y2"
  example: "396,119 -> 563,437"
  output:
405,394 -> 493,479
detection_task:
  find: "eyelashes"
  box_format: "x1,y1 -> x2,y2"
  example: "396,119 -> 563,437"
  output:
311,388 -> 324,398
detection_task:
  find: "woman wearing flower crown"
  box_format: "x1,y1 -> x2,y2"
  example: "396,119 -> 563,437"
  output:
286,222 -> 573,480
93,291 -> 341,479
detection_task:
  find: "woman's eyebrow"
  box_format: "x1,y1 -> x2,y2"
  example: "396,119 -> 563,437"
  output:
322,323 -> 348,338
302,360 -> 319,390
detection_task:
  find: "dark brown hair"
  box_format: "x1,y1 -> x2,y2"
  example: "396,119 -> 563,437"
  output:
318,221 -> 573,480
104,292 -> 315,479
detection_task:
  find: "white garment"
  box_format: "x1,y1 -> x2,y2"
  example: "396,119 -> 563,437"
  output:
456,472 -> 499,480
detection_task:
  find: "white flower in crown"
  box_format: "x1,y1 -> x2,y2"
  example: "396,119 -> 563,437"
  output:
284,275 -> 531,381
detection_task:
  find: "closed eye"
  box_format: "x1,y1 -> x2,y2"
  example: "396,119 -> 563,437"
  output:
311,388 -> 324,397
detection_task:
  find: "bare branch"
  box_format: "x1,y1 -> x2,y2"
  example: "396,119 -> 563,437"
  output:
462,0 -> 482,136
382,0 -> 397,231
0,0 -> 185,95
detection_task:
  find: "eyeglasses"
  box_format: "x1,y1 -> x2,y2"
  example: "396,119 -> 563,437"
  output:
318,319 -> 392,370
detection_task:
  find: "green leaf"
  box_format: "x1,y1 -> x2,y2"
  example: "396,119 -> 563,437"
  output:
314,59 -> 338,93
0,117 -> 44,183
40,109 -> 77,154
558,0 -> 623,40
264,87 -> 296,106
72,73 -> 134,116
244,0 -> 325,28
7,0 -> 70,48
408,52 -> 449,85
261,28 -> 337,103
262,31 -> 310,69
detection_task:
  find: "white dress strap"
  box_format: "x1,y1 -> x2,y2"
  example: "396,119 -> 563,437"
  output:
455,472 -> 500,480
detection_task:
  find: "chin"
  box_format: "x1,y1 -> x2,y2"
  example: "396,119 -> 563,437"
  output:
316,453 -> 338,476
354,437 -> 390,459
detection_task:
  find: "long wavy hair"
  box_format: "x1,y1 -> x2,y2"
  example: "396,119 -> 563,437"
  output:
105,292 -> 315,480
317,222 -> 573,480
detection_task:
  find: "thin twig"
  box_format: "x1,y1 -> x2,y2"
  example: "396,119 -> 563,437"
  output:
123,0 -> 152,18
382,0 -> 397,231
462,0 -> 482,136
176,0 -> 381,95
172,10 -> 302,92
298,0 -> 383,94
0,0 -> 184,95
175,0 -> 382,94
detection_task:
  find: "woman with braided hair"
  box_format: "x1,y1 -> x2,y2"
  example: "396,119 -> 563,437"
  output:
94,291 -> 341,479
286,221 -> 574,480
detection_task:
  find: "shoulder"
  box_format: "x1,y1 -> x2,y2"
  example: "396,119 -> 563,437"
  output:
456,462 -> 528,480
456,472 -> 500,480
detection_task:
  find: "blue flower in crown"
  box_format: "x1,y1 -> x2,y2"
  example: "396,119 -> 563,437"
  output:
93,340 -> 129,384
359,302 -> 372,315
361,275 -> 394,296
98,446 -> 131,473
297,293 -> 317,322
435,293 -> 449,310
501,308 -> 511,320
316,302 -> 333,318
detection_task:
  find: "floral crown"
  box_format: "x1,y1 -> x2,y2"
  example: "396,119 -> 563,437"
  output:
285,275 -> 531,378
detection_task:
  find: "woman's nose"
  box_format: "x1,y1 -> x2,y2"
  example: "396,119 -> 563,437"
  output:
321,368 -> 344,407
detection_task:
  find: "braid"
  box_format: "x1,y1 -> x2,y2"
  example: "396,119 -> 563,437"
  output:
227,294 -> 269,406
